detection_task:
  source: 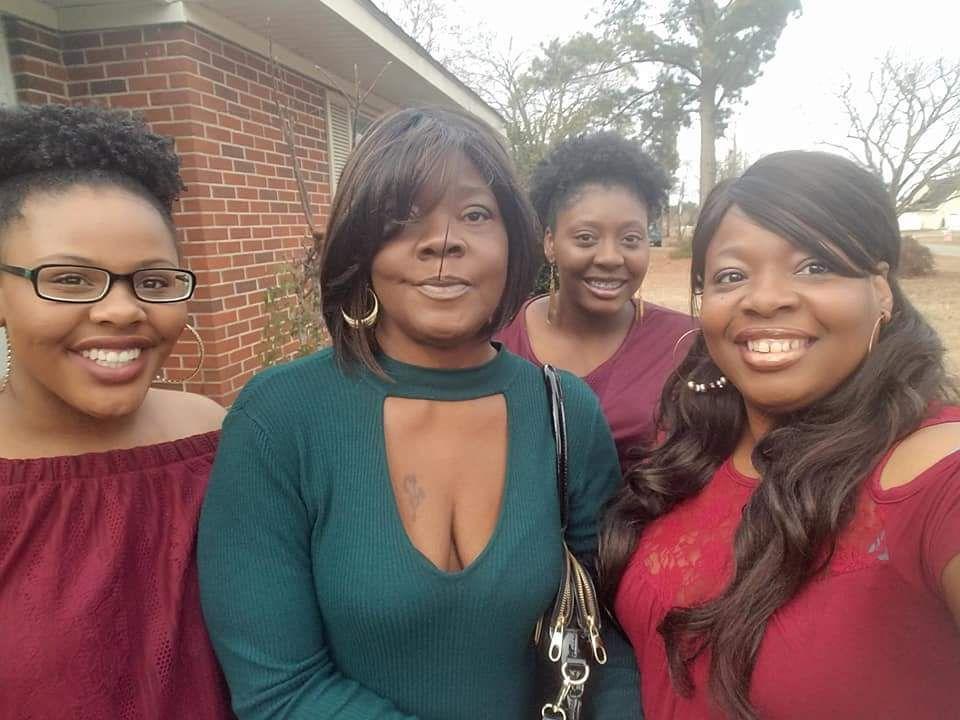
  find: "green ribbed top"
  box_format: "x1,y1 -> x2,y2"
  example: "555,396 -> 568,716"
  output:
198,346 -> 640,720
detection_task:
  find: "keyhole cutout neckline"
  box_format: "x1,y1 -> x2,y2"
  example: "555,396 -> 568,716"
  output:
364,344 -> 523,578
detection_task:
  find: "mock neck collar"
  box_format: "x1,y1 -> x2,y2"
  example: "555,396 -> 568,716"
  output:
365,343 -> 520,400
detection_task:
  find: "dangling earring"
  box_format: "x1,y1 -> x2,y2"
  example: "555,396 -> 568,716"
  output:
341,287 -> 379,329
671,327 -> 728,393
0,328 -> 11,394
154,323 -> 205,385
546,263 -> 559,326
867,310 -> 891,355
633,288 -> 645,325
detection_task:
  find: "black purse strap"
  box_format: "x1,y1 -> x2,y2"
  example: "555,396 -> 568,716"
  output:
543,365 -> 569,532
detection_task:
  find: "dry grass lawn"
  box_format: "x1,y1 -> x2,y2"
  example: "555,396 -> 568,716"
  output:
643,248 -> 960,376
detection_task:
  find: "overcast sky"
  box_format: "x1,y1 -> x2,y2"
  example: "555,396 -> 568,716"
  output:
386,0 -> 960,198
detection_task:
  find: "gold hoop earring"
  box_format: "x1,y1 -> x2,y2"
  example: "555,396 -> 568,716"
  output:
546,263 -> 559,326
0,328 -> 11,394
671,326 -> 728,393
867,310 -> 890,355
633,288 -> 645,325
341,288 -> 379,329
154,323 -> 204,385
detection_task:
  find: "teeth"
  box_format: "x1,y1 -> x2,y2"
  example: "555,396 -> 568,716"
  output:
80,348 -> 142,368
586,279 -> 625,289
747,338 -> 806,354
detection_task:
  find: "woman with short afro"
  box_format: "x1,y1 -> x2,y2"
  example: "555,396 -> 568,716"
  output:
0,104 -> 233,718
498,132 -> 694,469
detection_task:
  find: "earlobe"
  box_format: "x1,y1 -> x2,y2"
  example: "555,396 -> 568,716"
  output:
543,229 -> 555,264
871,270 -> 894,316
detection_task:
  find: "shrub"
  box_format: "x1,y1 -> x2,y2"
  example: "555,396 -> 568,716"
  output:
899,235 -> 936,277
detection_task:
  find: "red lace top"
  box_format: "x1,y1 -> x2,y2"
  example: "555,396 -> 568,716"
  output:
615,407 -> 960,720
0,433 -> 234,720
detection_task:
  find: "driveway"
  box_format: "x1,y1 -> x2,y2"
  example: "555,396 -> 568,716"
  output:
925,243 -> 960,257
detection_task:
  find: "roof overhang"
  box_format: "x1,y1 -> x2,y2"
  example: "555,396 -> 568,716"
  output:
3,0 -> 503,130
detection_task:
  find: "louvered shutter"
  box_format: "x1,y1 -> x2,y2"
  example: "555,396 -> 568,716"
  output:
326,98 -> 353,191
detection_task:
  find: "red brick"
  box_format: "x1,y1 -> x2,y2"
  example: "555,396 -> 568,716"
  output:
140,106 -> 173,122
89,79 -> 127,95
63,33 -> 102,51
86,46 -> 125,63
9,39 -> 61,65
12,56 -> 46,75
129,76 -> 169,92
46,64 -> 68,82
15,74 -> 67,96
125,43 -> 165,60
106,61 -> 145,78
196,32 -> 223,55
177,137 -> 221,155
214,84 -> 238,103
150,89 -> 203,106
68,81 -> 89,98
198,64 -> 224,84
146,56 -> 197,74
166,39 -> 210,64
205,125 -> 232,143
62,50 -> 85,66
169,72 -> 214,93
145,25 -> 195,43
103,29 -> 143,46
201,94 -> 228,113
17,89 -> 49,104
5,20 -> 39,42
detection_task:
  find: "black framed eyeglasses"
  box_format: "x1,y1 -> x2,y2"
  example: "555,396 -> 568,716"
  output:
0,263 -> 196,303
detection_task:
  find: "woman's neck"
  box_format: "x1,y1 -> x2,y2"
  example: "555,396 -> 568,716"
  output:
732,404 -> 775,478
0,378 -> 140,456
551,290 -> 635,340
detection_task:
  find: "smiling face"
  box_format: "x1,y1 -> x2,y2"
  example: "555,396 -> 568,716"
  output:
0,185 -> 187,419
370,156 -> 509,358
546,183 -> 649,318
700,206 -> 893,416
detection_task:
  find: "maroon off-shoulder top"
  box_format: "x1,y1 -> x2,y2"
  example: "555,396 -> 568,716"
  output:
0,432 -> 234,720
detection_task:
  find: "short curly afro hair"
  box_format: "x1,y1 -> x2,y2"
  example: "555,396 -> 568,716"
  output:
0,103 -> 184,240
529,131 -> 670,232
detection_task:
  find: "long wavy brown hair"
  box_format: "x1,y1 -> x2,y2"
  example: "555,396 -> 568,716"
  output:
600,151 -> 957,720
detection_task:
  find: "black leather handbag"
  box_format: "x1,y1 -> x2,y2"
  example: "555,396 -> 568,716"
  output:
534,365 -> 607,720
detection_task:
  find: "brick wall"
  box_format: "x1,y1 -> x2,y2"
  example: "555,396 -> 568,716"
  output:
3,17 -> 332,404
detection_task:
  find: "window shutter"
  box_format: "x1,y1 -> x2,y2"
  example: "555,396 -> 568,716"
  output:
326,98 -> 353,192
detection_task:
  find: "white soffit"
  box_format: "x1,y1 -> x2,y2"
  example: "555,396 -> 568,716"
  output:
12,0 -> 503,130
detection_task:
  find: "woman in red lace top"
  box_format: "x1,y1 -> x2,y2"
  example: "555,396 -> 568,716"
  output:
0,105 -> 232,719
603,151 -> 960,720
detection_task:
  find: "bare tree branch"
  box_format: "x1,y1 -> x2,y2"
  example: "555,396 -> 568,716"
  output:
836,52 -> 960,216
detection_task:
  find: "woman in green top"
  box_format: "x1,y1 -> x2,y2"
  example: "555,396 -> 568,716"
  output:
198,107 -> 639,719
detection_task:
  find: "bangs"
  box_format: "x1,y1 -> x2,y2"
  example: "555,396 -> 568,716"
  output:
730,175 -> 874,278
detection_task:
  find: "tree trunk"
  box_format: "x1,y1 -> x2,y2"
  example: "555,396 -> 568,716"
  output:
699,83 -> 718,205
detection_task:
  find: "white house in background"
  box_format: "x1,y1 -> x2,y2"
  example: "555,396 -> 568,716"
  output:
899,176 -> 960,233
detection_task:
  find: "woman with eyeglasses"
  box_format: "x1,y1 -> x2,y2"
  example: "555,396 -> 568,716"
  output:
0,104 -> 233,718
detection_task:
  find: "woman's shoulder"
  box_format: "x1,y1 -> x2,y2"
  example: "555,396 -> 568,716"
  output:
232,347 -> 341,411
149,388 -> 225,436
876,406 -> 960,495
495,295 -> 540,355
641,302 -> 695,332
